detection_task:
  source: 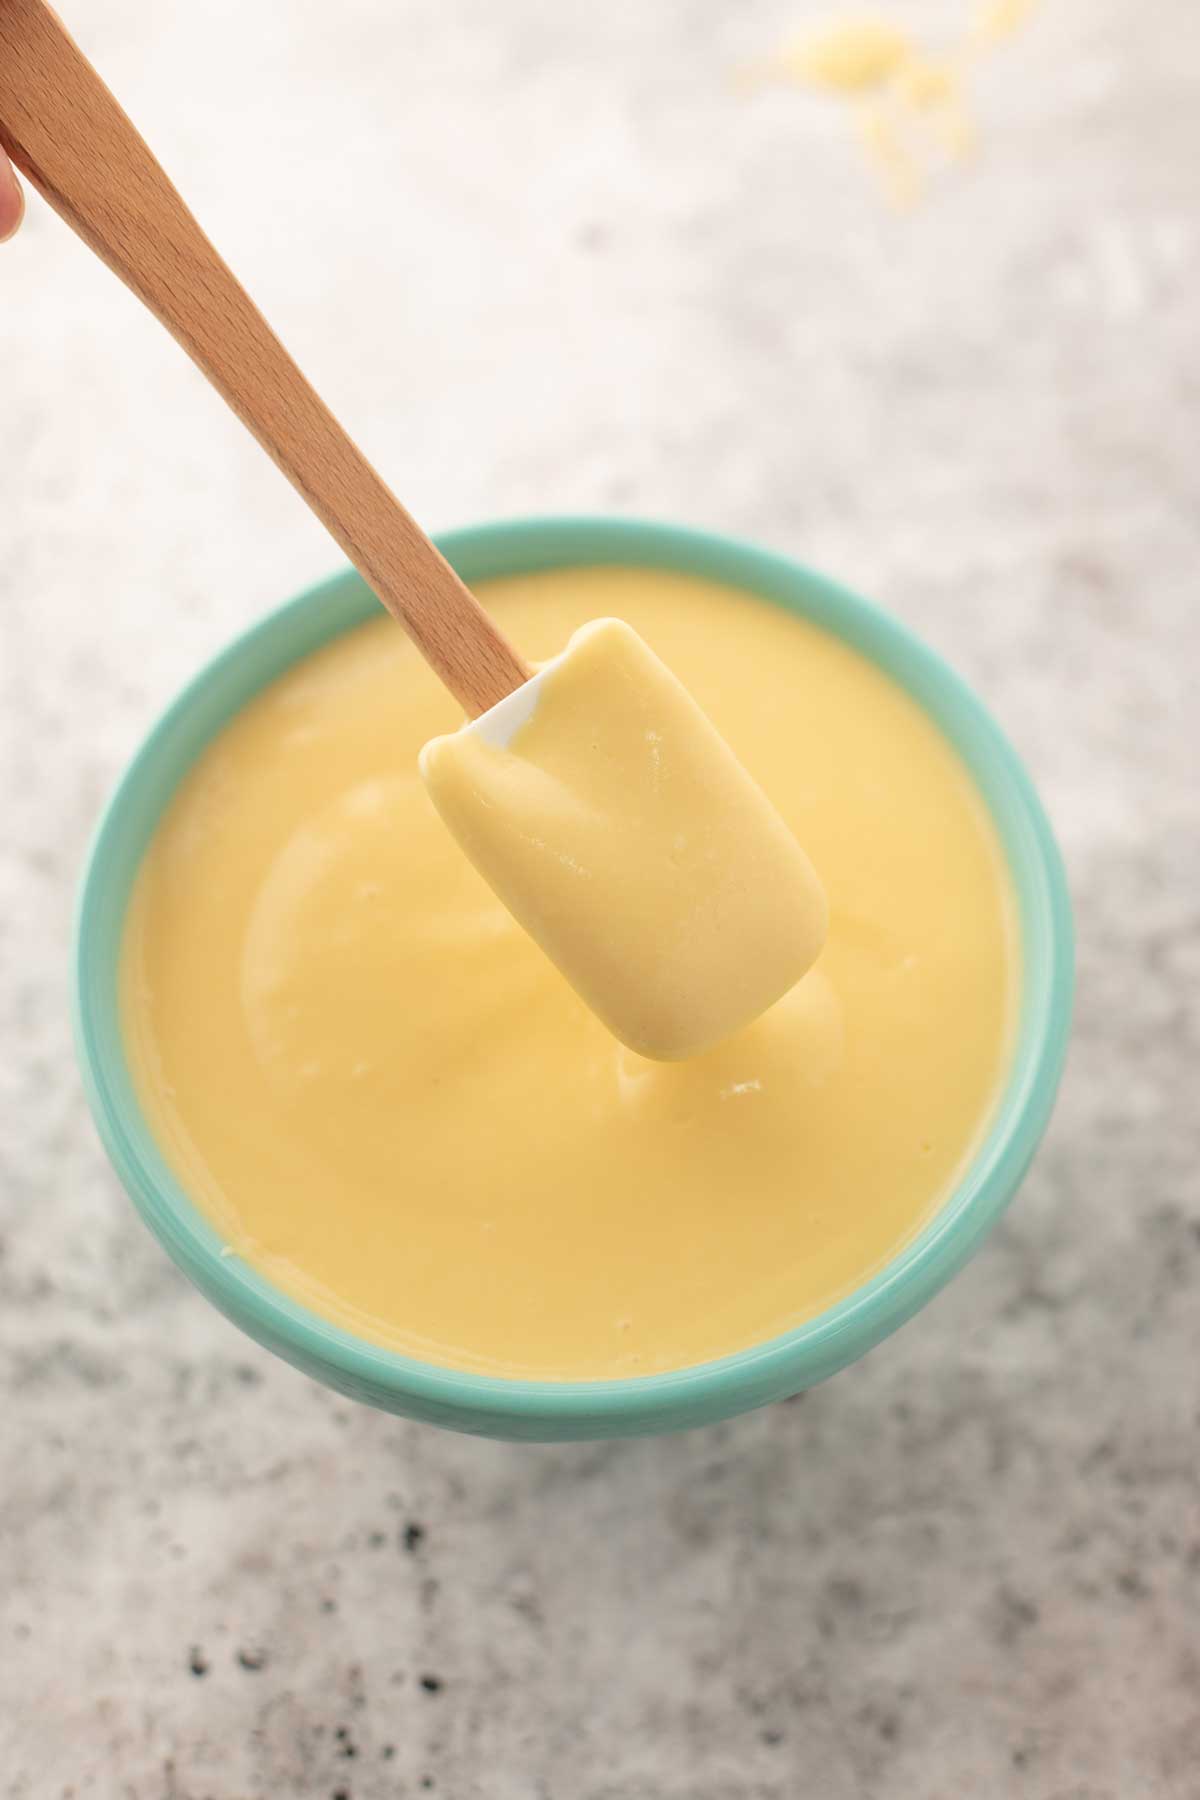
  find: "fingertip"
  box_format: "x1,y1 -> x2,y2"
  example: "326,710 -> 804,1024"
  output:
0,157 -> 25,243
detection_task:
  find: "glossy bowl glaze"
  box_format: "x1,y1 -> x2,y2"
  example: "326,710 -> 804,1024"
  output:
74,518 -> 1073,1439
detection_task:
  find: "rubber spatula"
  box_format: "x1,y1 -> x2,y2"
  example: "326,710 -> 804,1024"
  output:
0,0 -> 827,1059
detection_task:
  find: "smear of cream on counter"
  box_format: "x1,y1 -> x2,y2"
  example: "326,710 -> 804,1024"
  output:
746,2 -> 1041,207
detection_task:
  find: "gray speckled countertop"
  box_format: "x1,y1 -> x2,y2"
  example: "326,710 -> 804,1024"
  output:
2,2 -> 1198,1795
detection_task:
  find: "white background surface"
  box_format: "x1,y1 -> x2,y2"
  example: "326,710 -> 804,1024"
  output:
2,2 -> 1198,1795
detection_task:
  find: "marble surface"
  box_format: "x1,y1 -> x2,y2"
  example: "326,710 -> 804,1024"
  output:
2,1 -> 1198,1795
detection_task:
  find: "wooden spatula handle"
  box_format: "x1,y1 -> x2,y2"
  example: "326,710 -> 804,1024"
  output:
0,0 -> 530,717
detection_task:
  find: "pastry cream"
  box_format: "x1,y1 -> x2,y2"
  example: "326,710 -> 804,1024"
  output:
781,17 -> 913,92
765,0 -> 1040,206
121,568 -> 1017,1379
420,618 -> 828,1061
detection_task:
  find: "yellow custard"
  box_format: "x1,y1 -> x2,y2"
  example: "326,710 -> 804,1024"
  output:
421,617 -> 828,1062
122,568 -> 1017,1379
764,1 -> 1041,207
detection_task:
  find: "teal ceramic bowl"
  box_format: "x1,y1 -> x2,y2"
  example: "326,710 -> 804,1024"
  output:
74,517 -> 1073,1440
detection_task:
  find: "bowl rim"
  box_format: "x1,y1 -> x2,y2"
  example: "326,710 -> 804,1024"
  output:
73,515 -> 1074,1436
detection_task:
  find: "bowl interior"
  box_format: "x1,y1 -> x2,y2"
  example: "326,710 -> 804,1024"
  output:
74,517 -> 1073,1440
